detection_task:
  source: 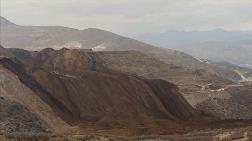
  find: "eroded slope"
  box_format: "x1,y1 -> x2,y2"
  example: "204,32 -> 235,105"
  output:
0,47 -> 199,129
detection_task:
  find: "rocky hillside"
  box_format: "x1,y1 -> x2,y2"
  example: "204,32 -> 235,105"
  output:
4,46 -> 252,120
0,46 -> 201,133
96,51 -> 252,119
0,98 -> 47,134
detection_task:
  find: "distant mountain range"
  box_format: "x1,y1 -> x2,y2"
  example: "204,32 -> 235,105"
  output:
0,16 -> 195,67
2,16 -> 252,84
137,29 -> 252,68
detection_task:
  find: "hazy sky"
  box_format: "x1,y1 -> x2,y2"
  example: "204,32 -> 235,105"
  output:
1,0 -> 252,36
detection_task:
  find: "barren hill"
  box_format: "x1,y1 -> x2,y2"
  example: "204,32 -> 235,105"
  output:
1,16 -> 249,83
96,51 -> 252,119
4,45 -> 252,120
0,46 -> 200,133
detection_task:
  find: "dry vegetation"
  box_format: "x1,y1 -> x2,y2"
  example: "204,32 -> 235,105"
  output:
0,127 -> 251,141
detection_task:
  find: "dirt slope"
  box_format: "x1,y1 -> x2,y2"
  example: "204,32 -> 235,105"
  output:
0,65 -> 72,133
96,51 -> 252,119
0,47 -> 200,130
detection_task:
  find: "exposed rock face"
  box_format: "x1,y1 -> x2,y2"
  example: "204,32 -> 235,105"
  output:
0,46 -> 199,130
0,65 -> 71,132
0,98 -> 46,134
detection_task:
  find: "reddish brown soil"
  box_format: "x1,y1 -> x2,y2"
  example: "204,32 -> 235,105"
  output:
1,46 -> 252,137
0,47 -> 200,132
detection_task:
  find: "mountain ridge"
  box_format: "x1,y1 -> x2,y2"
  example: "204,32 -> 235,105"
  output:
0,16 -> 16,26
137,29 -> 252,68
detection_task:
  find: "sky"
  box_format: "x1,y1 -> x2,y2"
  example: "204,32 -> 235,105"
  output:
1,0 -> 252,36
